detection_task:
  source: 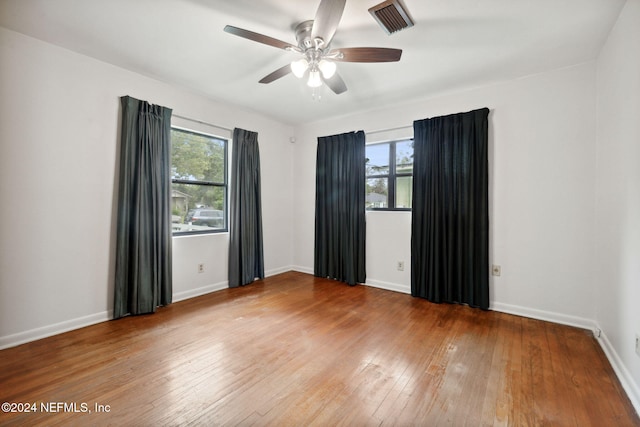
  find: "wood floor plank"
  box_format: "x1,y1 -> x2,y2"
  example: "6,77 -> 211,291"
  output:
0,272 -> 637,426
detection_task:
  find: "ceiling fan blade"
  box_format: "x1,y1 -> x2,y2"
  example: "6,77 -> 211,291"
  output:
333,47 -> 402,63
224,25 -> 298,51
322,72 -> 347,95
259,64 -> 292,84
311,0 -> 346,45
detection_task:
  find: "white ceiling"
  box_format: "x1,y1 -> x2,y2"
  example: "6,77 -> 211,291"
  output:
0,0 -> 626,125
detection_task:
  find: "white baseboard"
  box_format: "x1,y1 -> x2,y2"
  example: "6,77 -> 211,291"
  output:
2,269 -> 638,418
0,269 -> 297,350
365,279 -> 411,294
290,268 -> 412,295
491,301 -> 639,416
173,266 -> 298,303
0,310 -> 112,350
173,266 -> 307,302
491,301 -> 597,331
265,266 -> 296,277
173,281 -> 229,302
291,265 -> 314,275
596,330 -> 640,416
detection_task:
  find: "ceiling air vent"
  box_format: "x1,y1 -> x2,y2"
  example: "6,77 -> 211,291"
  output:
368,0 -> 414,35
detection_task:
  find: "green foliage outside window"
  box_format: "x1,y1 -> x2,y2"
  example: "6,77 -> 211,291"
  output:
170,128 -> 227,233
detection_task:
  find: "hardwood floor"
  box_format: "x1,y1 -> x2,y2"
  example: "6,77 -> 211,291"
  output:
1,271 -> 637,426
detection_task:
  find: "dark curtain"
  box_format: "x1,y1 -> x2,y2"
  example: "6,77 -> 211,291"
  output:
411,108 -> 490,309
228,128 -> 264,287
114,96 -> 173,319
314,131 -> 366,285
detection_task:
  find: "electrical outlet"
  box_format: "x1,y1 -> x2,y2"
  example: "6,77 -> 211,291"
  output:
198,263 -> 204,273
397,261 -> 405,271
491,265 -> 501,276
636,334 -> 640,357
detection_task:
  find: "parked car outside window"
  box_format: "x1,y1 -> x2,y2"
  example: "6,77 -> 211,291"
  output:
185,209 -> 224,228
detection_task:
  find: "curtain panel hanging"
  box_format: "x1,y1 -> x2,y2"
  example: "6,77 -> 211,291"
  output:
228,128 -> 264,287
114,96 -> 173,319
314,131 -> 366,286
411,108 -> 490,310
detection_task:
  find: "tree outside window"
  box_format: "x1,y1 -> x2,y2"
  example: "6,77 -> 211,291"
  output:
170,127 -> 228,234
365,139 -> 413,210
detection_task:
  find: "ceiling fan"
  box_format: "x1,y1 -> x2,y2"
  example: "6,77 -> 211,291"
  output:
223,0 -> 402,95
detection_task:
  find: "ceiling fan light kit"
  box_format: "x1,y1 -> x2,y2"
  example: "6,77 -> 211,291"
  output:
223,0 -> 404,96
289,21 -> 338,87
290,60 -> 337,88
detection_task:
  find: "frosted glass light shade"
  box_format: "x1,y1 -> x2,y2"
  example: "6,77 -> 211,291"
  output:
318,60 -> 337,79
290,59 -> 309,78
307,70 -> 322,87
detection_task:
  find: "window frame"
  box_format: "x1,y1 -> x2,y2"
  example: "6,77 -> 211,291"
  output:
366,138 -> 413,211
170,126 -> 229,236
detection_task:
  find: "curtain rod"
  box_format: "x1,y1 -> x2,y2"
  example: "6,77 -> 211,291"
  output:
172,114 -> 233,133
365,124 -> 413,136
174,113 -> 412,136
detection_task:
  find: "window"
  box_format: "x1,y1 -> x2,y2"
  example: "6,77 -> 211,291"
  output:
170,127 -> 228,234
365,139 -> 413,209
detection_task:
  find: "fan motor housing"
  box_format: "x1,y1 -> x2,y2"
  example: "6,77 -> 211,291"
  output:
295,20 -> 316,49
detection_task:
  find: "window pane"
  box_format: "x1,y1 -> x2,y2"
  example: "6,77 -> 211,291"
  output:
171,127 -> 227,235
396,140 -> 413,174
365,139 -> 413,210
366,143 -> 389,176
172,183 -> 226,232
171,129 -> 226,183
395,176 -> 413,209
366,177 -> 388,208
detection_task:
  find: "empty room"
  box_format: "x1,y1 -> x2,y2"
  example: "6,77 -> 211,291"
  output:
1,0 -> 639,425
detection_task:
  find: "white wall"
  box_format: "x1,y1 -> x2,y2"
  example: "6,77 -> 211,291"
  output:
0,27 -> 294,347
0,5 -> 638,413
595,0 -> 640,410
293,62 -> 598,327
